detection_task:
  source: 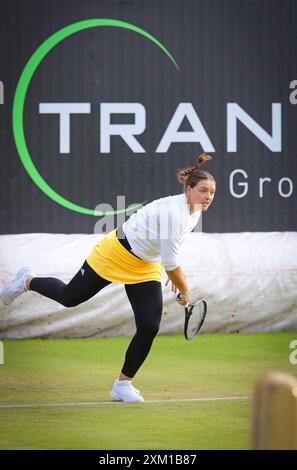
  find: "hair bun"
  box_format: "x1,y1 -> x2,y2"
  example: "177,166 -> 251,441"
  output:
177,168 -> 193,184
195,153 -> 212,168
177,153 -> 215,187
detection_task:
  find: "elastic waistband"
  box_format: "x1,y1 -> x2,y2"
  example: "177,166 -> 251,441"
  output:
116,225 -> 141,260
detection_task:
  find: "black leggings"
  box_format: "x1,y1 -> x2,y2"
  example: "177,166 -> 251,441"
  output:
30,261 -> 163,378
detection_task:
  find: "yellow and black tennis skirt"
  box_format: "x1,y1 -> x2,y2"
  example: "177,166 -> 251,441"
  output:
87,229 -> 162,284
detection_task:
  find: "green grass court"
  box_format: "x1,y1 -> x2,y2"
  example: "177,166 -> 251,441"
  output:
0,332 -> 296,450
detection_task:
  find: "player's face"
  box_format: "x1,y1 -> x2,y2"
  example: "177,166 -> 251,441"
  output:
186,179 -> 216,212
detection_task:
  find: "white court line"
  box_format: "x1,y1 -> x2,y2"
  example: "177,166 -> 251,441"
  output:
0,396 -> 251,409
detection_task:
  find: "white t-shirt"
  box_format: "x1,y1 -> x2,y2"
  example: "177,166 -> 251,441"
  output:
123,193 -> 201,271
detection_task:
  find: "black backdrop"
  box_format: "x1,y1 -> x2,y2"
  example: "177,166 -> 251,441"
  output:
0,0 -> 296,234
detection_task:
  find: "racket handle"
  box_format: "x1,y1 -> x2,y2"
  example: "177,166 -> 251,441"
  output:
176,293 -> 189,308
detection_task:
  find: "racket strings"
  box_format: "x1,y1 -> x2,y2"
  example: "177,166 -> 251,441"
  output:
186,301 -> 206,340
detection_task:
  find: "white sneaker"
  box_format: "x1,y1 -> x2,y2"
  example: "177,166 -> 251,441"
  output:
110,379 -> 144,403
131,384 -> 141,395
1,267 -> 35,305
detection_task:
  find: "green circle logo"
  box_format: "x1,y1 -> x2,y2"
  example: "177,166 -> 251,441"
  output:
13,19 -> 179,216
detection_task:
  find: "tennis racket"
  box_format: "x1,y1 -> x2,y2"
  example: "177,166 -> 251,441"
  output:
177,294 -> 208,340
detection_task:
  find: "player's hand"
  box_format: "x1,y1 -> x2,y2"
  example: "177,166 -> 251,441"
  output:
176,292 -> 189,307
165,272 -> 187,294
165,276 -> 178,294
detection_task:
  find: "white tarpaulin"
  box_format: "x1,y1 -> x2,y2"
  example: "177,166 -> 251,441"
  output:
0,232 -> 296,338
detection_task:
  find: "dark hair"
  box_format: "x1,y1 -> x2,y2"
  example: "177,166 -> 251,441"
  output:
177,153 -> 215,188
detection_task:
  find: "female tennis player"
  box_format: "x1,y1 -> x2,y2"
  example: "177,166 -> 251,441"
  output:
1,154 -> 216,402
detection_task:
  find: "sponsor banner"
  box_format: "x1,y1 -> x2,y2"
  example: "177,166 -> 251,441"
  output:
0,0 -> 296,233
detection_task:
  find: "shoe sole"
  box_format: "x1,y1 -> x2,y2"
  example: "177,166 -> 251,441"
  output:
1,267 -> 34,306
1,285 -> 25,305
110,391 -> 144,403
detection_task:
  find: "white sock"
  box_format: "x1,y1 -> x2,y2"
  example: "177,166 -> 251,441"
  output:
116,379 -> 131,385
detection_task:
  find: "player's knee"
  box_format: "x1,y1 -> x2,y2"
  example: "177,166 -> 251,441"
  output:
141,321 -> 160,339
